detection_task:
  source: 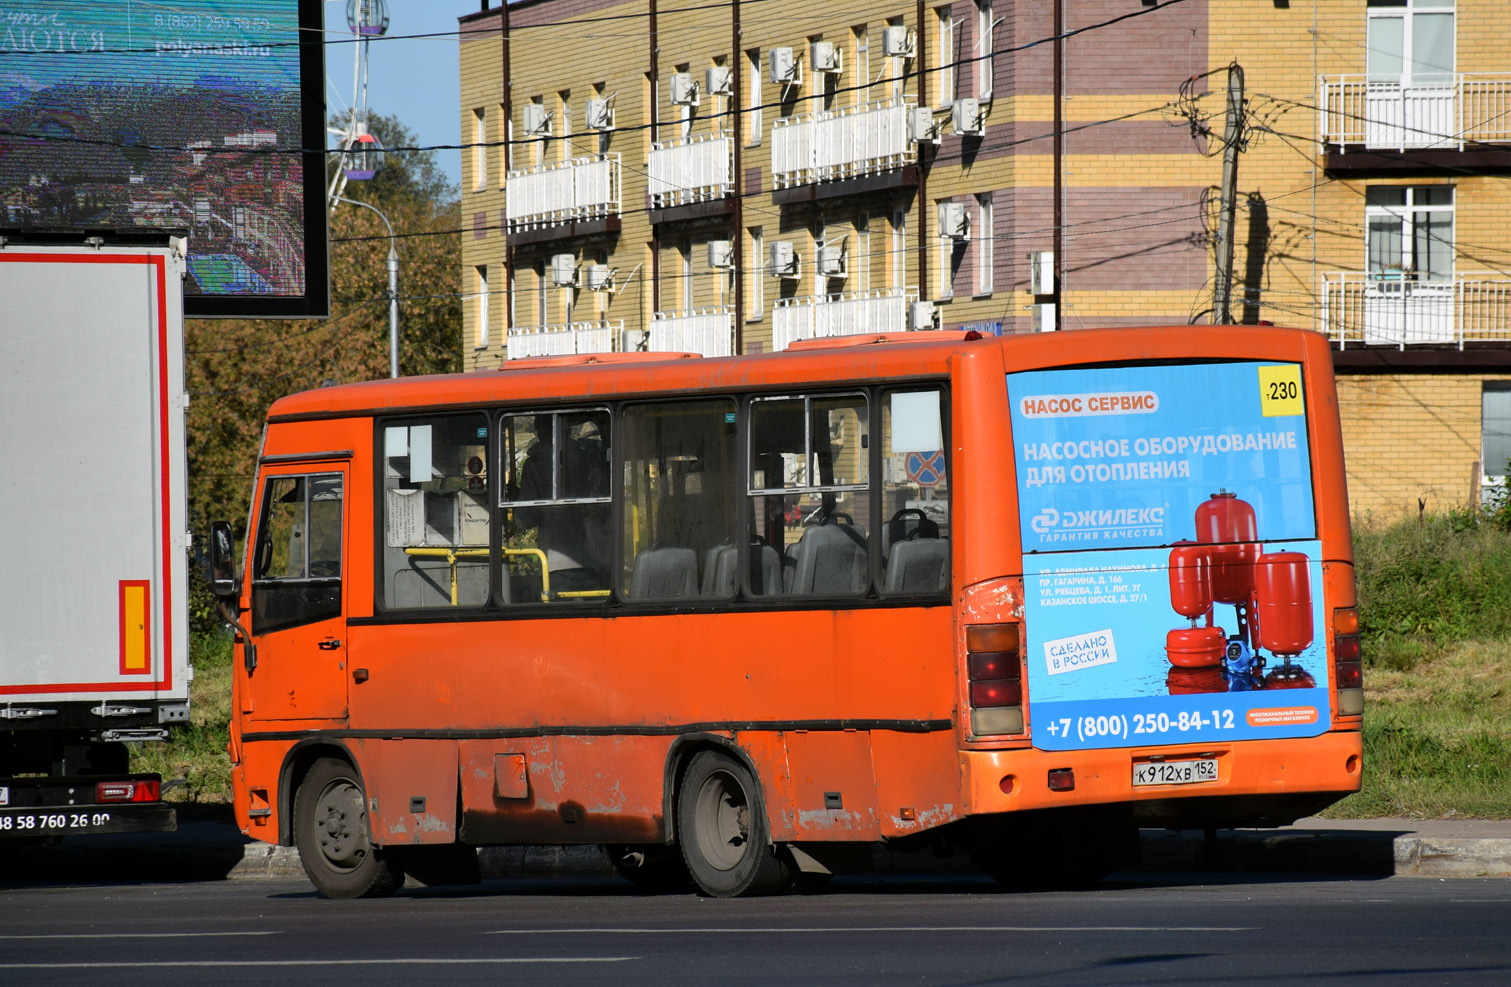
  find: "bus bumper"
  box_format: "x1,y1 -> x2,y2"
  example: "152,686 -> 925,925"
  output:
960,729 -> 1363,822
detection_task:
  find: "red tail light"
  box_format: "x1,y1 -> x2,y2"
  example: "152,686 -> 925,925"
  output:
1333,607 -> 1364,716
95,780 -> 160,803
967,622 -> 1023,735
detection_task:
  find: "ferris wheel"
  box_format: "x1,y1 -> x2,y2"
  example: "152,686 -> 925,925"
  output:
328,0 -> 390,210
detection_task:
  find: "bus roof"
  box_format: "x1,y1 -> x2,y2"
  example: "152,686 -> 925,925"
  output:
265,325 -> 1326,422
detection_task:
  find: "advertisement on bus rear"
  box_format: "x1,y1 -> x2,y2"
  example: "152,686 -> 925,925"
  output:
1006,362 -> 1330,752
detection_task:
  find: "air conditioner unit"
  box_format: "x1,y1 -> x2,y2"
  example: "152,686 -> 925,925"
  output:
707,239 -> 734,269
938,201 -> 969,240
583,264 -> 615,291
882,25 -> 915,58
769,47 -> 801,85
1033,302 -> 1057,333
1028,251 -> 1054,295
908,106 -> 939,144
952,97 -> 983,136
549,253 -> 578,286
909,300 -> 937,331
817,239 -> 847,277
705,66 -> 733,97
810,41 -> 841,73
768,240 -> 800,279
585,97 -> 615,131
523,103 -> 553,136
671,73 -> 700,106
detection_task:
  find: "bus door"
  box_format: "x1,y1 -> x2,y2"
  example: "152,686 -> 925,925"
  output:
244,466 -> 350,721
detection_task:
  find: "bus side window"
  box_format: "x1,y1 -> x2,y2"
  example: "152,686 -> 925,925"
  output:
380,415 -> 490,610
748,392 -> 870,597
880,388 -> 950,595
499,409 -> 612,603
619,399 -> 738,601
251,473 -> 343,633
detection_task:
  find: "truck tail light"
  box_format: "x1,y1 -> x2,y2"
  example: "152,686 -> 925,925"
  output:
1334,606 -> 1363,716
96,779 -> 160,803
967,622 -> 1023,736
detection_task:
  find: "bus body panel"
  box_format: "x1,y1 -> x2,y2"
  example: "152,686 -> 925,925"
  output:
230,327 -> 1360,869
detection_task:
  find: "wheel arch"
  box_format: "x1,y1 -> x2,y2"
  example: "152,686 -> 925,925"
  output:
662,733 -> 772,848
277,738 -> 364,847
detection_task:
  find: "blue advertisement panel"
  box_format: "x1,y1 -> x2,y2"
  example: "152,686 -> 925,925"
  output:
1007,363 -> 1329,751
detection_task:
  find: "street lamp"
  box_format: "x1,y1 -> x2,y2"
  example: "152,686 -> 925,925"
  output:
331,194 -> 400,378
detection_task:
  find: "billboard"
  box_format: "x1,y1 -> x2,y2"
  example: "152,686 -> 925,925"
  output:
1006,362 -> 1330,753
0,0 -> 327,317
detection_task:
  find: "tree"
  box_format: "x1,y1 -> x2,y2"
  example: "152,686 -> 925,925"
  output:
186,113 -> 462,539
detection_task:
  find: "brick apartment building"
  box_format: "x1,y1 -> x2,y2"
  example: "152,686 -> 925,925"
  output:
457,0 -> 1511,520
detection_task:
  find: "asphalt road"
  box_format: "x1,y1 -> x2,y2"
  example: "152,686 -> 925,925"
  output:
3,873 -> 1510,985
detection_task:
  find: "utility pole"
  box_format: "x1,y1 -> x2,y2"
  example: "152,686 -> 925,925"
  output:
1051,0 -> 1062,330
1212,63 -> 1244,325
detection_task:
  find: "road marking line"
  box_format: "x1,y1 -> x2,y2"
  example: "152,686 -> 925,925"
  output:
0,933 -> 279,941
0,959 -> 635,969
486,926 -> 1253,935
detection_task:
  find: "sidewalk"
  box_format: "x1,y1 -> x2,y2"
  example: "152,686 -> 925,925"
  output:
11,811 -> 1510,884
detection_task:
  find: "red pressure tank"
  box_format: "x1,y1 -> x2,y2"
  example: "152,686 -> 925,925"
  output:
1255,551 -> 1314,657
1196,491 -> 1261,603
1167,542 -> 1212,619
1166,625 -> 1226,667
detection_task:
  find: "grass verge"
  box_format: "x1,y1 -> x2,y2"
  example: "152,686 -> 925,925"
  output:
131,633 -> 234,803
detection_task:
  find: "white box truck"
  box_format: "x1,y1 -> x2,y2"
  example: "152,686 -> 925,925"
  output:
0,233 -> 190,838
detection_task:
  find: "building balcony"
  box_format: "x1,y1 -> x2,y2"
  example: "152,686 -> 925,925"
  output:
771,98 -> 916,190
505,154 -> 621,240
1320,73 -> 1511,155
506,320 -> 623,359
647,134 -> 732,218
1321,272 -> 1511,348
771,288 -> 915,352
647,307 -> 734,357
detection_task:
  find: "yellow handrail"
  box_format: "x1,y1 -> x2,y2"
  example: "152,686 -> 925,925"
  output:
403,545 -> 606,603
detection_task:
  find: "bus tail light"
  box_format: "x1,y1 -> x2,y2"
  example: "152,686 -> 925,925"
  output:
967,622 -> 1023,736
96,779 -> 160,803
1334,606 -> 1363,716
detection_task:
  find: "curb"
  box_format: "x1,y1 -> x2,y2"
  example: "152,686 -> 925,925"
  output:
227,831 -> 1511,882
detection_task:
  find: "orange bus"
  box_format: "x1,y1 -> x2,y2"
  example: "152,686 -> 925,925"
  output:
209,326 -> 1362,898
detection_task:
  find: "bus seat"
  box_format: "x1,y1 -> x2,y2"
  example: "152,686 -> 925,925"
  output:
630,545 -> 699,600
789,523 -> 868,595
881,508 -> 940,560
883,537 -> 949,592
702,541 -> 783,597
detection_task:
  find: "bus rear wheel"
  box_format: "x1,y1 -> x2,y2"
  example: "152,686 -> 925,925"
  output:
294,757 -> 403,899
677,750 -> 792,897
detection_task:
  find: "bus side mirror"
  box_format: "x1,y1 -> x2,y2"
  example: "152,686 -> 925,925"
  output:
208,521 -> 240,598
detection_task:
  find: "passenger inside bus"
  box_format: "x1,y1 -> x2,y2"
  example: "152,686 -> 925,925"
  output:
510,413 -> 612,597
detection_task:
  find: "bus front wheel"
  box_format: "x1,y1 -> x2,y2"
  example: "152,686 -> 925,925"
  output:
293,757 -> 403,899
676,750 -> 792,897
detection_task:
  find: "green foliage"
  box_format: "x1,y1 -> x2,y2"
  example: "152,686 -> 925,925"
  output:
131,635 -> 234,802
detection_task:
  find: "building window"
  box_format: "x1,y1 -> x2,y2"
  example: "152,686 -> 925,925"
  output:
558,90 -> 572,161
746,49 -> 762,144
474,265 -> 489,348
1367,0 -> 1454,83
499,104 -> 510,179
473,108 -> 486,190
748,226 -> 764,320
975,0 -> 994,99
856,212 -> 871,290
891,208 -> 906,291
1484,383 -> 1511,494
886,17 -> 907,100
853,26 -> 869,108
975,192 -> 993,295
681,239 -> 694,310
1366,185 -> 1453,282
535,259 -> 548,325
935,7 -> 956,107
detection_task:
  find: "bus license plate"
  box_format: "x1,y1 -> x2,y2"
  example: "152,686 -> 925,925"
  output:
1133,759 -> 1217,787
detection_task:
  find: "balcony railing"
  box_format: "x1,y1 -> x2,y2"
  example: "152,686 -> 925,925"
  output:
648,134 -> 732,208
505,154 -> 621,232
1319,73 -> 1511,151
771,98 -> 915,188
647,308 -> 734,356
1321,272 -> 1511,347
771,288 -> 915,351
506,320 -> 622,359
